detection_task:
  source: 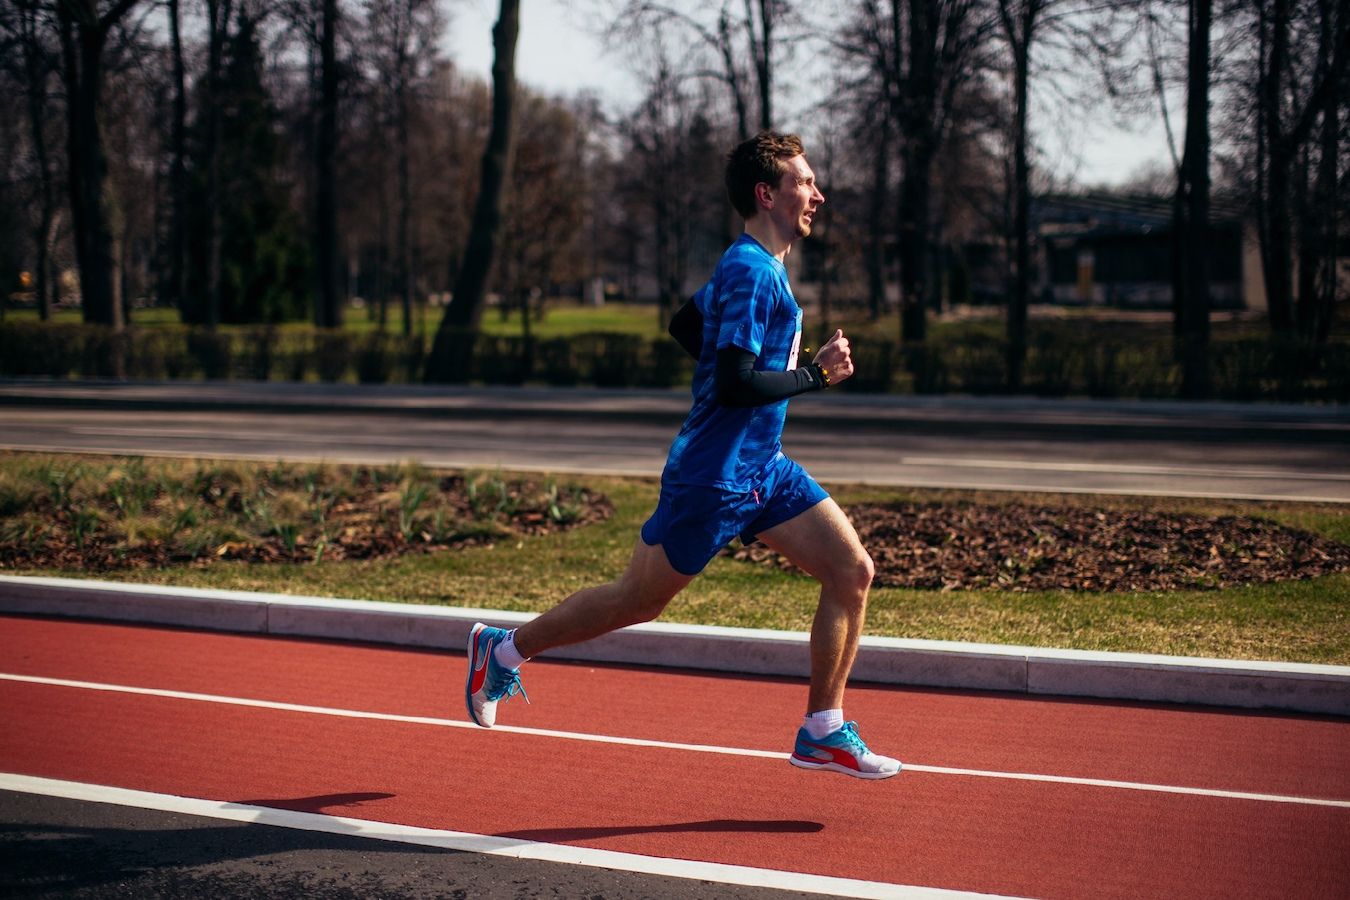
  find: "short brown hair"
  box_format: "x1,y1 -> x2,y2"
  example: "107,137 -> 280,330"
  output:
725,131 -> 805,219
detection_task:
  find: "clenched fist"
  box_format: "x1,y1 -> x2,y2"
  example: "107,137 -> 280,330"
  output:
812,329 -> 854,385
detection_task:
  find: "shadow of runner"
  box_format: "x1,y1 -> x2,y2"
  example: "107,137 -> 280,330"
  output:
495,818 -> 824,842
232,792 -> 396,813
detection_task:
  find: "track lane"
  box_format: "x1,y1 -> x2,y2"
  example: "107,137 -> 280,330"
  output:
2,616 -> 1345,801
2,615 -> 1348,899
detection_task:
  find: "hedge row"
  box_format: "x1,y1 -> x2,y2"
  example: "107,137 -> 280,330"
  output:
1,322 -> 1345,402
0,324 -> 695,389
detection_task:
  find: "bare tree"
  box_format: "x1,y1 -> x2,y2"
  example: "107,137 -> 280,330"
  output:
496,91 -> 590,370
363,0 -> 442,336
887,0 -> 990,346
995,0 -> 1041,390
825,0 -> 1004,335
827,1 -> 900,320
195,0 -> 235,327
425,0 -> 520,383
605,1 -> 797,136
4,1 -> 62,320
1254,0 -> 1349,337
744,0 -> 781,129
314,0 -> 341,328
1173,0 -> 1212,398
165,0 -> 187,314
995,0 -> 1134,389
55,0 -> 148,330
1295,0 -> 1347,341
623,51 -> 724,326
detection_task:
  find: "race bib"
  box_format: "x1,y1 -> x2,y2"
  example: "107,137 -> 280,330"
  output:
786,310 -> 803,370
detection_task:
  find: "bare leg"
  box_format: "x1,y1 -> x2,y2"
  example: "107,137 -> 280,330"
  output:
512,538 -> 695,660
756,498 -> 874,714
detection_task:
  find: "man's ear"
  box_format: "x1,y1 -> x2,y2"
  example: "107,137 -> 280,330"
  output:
754,181 -> 774,210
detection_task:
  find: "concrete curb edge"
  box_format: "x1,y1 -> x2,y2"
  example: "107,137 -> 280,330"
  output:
2,574 -> 1346,717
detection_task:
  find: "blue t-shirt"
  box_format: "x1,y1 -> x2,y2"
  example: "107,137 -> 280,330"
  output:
661,234 -> 804,490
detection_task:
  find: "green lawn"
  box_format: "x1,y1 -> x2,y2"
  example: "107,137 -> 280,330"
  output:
4,452 -> 1346,665
2,301 -> 667,340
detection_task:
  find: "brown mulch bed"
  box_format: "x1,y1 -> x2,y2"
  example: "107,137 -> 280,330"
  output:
731,502 -> 1350,592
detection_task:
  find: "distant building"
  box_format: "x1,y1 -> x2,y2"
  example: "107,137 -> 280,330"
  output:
1034,193 -> 1261,311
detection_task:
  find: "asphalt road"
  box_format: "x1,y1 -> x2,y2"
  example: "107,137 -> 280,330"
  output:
0,790 -> 817,900
0,380 -> 1347,502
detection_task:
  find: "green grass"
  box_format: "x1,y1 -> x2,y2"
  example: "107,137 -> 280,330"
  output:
476,304 -> 665,339
3,452 -> 1347,665
2,301 -> 667,340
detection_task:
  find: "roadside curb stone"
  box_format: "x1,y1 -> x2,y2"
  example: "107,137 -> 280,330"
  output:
3,574 -> 1346,717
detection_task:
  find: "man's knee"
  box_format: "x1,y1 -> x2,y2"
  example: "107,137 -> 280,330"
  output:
624,590 -> 674,625
615,563 -> 685,626
822,548 -> 873,604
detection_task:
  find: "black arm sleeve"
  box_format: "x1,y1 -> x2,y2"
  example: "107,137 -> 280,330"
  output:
668,299 -> 704,359
715,345 -> 826,407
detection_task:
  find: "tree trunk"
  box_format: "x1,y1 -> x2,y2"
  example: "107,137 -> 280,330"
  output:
1004,3 -> 1034,392
895,0 -> 937,347
867,113 -> 890,321
315,0 -> 341,329
203,0 -> 232,329
425,0 -> 520,383
1261,0 -> 1294,334
376,174 -> 389,329
716,10 -> 751,140
58,4 -> 122,330
397,64 -> 413,337
168,0 -> 188,316
1174,0 -> 1212,399
746,0 -> 774,129
21,2 -> 56,321
1307,0 -> 1342,342
897,161 -> 930,344
997,0 -> 1042,393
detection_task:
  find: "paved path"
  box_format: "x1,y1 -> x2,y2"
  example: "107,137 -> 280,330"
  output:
2,380 -> 1347,502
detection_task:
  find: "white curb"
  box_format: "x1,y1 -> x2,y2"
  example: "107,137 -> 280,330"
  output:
2,574 -> 1347,716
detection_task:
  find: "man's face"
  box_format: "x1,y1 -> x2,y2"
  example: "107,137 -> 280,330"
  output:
767,154 -> 825,240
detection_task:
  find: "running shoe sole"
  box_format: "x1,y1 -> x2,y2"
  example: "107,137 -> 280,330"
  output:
465,622 -> 494,727
788,753 -> 902,780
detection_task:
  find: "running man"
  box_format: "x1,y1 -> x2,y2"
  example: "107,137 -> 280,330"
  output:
465,131 -> 900,779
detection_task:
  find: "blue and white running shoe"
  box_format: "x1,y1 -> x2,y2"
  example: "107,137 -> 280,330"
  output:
789,721 -> 901,779
465,622 -> 528,728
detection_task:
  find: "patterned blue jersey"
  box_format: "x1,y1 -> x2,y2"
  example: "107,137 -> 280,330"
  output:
661,234 -> 804,490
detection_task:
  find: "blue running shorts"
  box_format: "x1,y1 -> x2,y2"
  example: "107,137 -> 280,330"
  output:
640,454 -> 829,576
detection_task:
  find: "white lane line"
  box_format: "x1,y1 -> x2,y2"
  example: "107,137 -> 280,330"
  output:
0,773 -> 1017,900
810,472 -> 1350,504
896,456 -> 1350,482
5,672 -> 1348,810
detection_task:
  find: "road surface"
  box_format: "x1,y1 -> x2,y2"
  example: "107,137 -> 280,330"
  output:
1,380 -> 1346,502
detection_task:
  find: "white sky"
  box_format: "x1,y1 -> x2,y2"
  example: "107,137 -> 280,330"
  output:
446,0 -> 641,106
445,0 -> 1172,188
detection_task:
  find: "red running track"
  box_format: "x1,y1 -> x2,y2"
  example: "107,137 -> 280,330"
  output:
1,614 -> 1347,898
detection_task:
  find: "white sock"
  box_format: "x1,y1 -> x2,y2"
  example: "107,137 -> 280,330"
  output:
803,708 -> 844,739
492,630 -> 527,670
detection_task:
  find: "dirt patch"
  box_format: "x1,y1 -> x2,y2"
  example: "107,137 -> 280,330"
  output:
731,502 -> 1350,592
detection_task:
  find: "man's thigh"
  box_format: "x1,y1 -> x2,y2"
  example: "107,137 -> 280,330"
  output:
754,496 -> 869,583
626,536 -> 698,602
